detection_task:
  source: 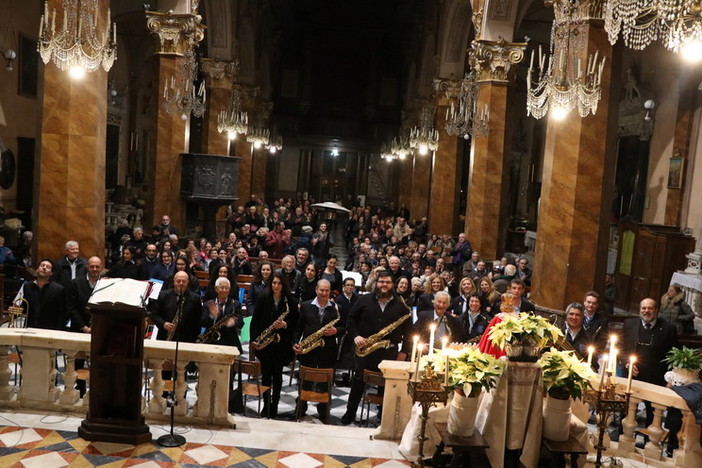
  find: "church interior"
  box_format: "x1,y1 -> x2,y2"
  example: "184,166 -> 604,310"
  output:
1,0 -> 702,467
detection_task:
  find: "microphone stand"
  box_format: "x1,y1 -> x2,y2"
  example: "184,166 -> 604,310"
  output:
157,294 -> 186,447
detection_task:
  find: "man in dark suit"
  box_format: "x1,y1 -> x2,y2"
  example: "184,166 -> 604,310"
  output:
493,280 -> 535,313
621,298 -> 678,425
562,302 -> 591,357
54,240 -> 87,289
413,291 -> 465,348
335,277 -> 359,384
19,258 -> 66,330
341,271 -> 411,425
293,279 -> 345,422
138,244 -> 160,280
151,271 -> 202,344
66,256 -> 103,396
582,291 -> 609,351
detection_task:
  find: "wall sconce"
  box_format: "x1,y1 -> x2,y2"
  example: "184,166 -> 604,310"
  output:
4,49 -> 16,71
644,99 -> 655,121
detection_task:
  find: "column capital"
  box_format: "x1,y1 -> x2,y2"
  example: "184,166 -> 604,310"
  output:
146,10 -> 205,56
432,78 -> 462,106
201,59 -> 239,88
472,38 -> 526,83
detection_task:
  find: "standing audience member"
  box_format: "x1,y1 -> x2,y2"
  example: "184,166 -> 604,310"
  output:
18,259 -> 66,330
54,240 -> 87,288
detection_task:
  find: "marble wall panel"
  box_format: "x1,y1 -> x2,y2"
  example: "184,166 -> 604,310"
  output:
410,153 -> 431,220
251,148 -> 267,199
202,87 -> 230,156
236,141 -> 252,201
398,158 -> 413,215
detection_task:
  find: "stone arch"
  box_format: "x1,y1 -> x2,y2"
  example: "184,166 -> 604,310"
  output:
438,0 -> 473,78
202,0 -> 234,59
238,18 -> 256,84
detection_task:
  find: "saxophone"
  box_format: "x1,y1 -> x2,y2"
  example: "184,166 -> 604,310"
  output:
252,298 -> 289,350
355,312 -> 411,357
167,293 -> 186,341
197,313 -> 236,344
297,304 -> 340,355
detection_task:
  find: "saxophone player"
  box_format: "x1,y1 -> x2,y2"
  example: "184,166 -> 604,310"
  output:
292,279 -> 345,422
200,277 -> 243,352
340,271 -> 411,426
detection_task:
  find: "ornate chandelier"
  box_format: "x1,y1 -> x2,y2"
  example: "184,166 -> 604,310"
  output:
217,87 -> 249,139
409,105 -> 439,155
266,128 -> 283,154
390,133 -> 411,160
163,50 -> 206,119
445,71 -> 489,138
527,0 -> 606,120
604,0 -> 702,61
38,0 -> 117,74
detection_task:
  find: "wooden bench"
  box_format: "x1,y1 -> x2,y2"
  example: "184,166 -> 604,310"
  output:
432,422 -> 490,467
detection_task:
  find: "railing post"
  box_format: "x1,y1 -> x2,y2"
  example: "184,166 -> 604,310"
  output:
59,350 -> 79,405
147,359 -> 166,415
0,346 -> 13,401
681,409 -> 702,468
618,396 -> 639,454
194,361 -> 232,425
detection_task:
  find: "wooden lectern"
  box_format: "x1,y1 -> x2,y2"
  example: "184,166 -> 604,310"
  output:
78,302 -> 151,444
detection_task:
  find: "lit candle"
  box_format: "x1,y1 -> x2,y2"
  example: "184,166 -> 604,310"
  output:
411,335 -> 419,365
609,348 -> 618,374
587,346 -> 594,366
441,336 -> 448,353
444,354 -> 449,387
414,344 -> 422,382
626,356 -> 636,393
599,354 -> 608,390
429,324 -> 436,357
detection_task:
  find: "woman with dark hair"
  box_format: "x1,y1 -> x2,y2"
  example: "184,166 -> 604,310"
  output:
395,276 -> 411,303
293,262 -> 319,302
246,260 -> 274,317
459,293 -> 491,341
107,246 -> 140,279
202,264 -> 239,302
320,255 -> 343,293
249,272 -> 298,418
164,255 -> 200,292
151,250 -> 175,282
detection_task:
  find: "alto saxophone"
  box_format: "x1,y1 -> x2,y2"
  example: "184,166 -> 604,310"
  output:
355,312 -> 411,357
197,313 -> 236,344
297,305 -> 340,355
252,298 -> 289,350
167,293 -> 186,341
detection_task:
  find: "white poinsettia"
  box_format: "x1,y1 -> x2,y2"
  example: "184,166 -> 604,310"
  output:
537,348 -> 596,400
420,346 -> 505,397
488,312 -> 562,350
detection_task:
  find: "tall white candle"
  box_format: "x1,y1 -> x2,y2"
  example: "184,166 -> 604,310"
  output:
444,355 -> 449,387
414,344 -> 422,382
429,324 -> 436,357
599,354 -> 608,390
441,336 -> 448,353
587,346 -> 594,366
626,356 -> 636,393
411,335 -> 419,365
609,349 -> 618,374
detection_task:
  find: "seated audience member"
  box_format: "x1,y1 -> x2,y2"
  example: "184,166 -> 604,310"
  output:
414,291 -> 465,350
416,274 -> 447,313
449,277 -> 477,316
459,293 -> 491,341
562,302 -> 590,356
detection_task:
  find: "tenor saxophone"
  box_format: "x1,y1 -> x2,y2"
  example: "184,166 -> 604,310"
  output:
297,305 -> 340,355
355,312 -> 411,357
252,299 -> 290,350
166,293 -> 186,341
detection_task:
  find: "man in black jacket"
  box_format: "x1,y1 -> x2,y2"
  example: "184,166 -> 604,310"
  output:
562,302 -> 591,357
54,240 -> 87,289
293,279 -> 345,422
151,271 -> 201,343
138,244 -> 159,280
341,271 -> 411,425
582,291 -> 609,351
20,258 -> 66,330
413,292 -> 465,348
335,277 -> 358,382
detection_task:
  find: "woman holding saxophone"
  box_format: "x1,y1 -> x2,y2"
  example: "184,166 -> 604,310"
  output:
249,272 -> 298,418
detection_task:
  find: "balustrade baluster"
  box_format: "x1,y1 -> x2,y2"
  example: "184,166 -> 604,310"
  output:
59,351 -> 79,405
0,346 -> 13,401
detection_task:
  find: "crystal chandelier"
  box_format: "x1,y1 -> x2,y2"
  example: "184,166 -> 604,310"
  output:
380,141 -> 401,161
390,133 -> 411,160
38,0 -> 117,74
163,49 -> 206,120
604,0 -> 702,61
445,71 -> 489,138
266,128 -> 283,154
527,0 -> 606,120
217,87 -> 249,139
409,105 -> 439,155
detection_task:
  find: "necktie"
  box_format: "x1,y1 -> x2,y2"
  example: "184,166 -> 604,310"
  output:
645,323 -> 652,330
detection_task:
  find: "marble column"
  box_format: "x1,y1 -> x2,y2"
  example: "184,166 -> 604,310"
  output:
36,0 -> 109,260
530,24 -> 619,309
398,158 -> 413,215
247,101 -> 273,200
144,9 -> 204,229
430,79 -> 461,236
201,59 -> 239,156
410,152 -> 432,222
464,39 -> 525,260
235,139 -> 253,202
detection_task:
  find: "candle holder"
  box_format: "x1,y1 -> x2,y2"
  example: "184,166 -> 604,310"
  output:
408,364 -> 449,467
584,372 -> 631,468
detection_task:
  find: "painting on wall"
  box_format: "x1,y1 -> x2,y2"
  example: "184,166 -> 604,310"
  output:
18,34 -> 38,98
667,156 -> 684,189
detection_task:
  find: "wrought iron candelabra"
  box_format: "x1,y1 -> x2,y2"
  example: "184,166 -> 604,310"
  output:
584,371 -> 631,468
407,364 -> 449,467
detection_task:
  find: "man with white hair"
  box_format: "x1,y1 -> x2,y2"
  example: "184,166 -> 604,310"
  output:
412,291 -> 464,350
55,240 -> 87,288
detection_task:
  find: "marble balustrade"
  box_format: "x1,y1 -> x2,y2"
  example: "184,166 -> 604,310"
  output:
0,328 -> 238,428
375,360 -> 702,467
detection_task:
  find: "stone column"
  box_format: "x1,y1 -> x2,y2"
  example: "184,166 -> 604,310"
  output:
530,23 -> 618,309
36,0 -> 109,260
398,158 -> 413,214
233,85 -> 259,201
464,39 -> 525,260
201,59 -> 239,156
144,9 -> 204,230
248,101 -> 273,199
430,79 -> 461,236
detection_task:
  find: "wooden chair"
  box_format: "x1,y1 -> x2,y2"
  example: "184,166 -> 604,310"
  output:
360,369 -> 384,426
234,359 -> 270,418
295,366 -> 334,422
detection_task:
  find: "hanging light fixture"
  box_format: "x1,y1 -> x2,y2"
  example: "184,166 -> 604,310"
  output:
3,1 -> 18,71
604,0 -> 702,62
38,0 -> 117,74
527,0 -> 606,120
218,87 -> 249,139
163,49 -> 206,120
409,105 -> 439,155
266,127 -> 283,154
445,70 -> 489,138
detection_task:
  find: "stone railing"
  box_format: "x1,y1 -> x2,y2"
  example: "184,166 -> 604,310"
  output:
375,360 -> 702,467
0,328 -> 238,428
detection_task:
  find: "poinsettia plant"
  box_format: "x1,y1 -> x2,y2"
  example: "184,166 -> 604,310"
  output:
537,348 -> 596,400
487,312 -> 562,350
420,346 -> 505,397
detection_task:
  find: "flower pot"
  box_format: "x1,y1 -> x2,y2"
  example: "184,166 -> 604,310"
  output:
505,344 -> 540,362
446,389 -> 481,437
669,367 -> 702,386
543,394 -> 572,441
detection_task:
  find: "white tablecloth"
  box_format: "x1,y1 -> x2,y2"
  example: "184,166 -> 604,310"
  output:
671,272 -> 702,291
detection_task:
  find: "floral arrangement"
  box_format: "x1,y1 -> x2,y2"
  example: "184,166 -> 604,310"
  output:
663,346 -> 702,371
487,312 -> 562,350
537,348 -> 596,400
419,346 -> 505,397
